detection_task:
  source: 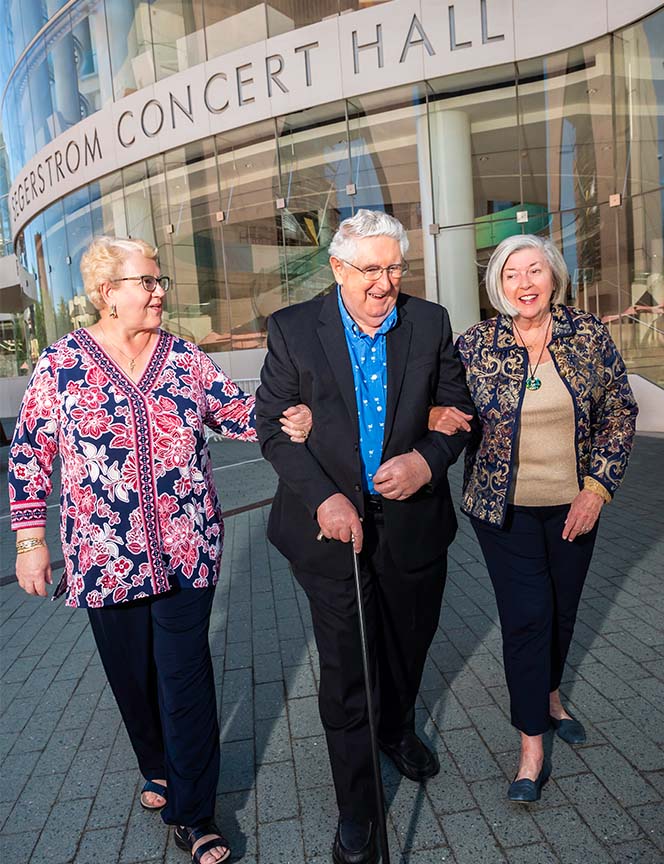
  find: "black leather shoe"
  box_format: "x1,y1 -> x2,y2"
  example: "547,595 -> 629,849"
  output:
332,818 -> 376,864
550,715 -> 586,745
380,731 -> 440,782
507,761 -> 552,803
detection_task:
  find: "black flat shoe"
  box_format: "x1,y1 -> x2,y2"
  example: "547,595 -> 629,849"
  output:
332,818 -> 376,864
380,731 -> 440,782
550,714 -> 586,745
507,762 -> 552,804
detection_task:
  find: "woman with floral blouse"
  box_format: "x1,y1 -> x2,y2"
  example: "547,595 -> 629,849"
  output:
8,236 -> 311,864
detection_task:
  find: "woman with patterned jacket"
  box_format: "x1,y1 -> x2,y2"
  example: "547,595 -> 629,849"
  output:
8,236 -> 312,864
430,234 -> 638,804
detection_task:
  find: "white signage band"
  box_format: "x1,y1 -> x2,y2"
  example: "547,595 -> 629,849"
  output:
8,0 -> 656,242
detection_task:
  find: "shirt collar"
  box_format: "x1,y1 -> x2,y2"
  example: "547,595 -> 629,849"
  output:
336,285 -> 398,339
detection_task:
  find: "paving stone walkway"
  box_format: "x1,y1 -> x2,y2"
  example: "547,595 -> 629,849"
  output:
1,434 -> 663,864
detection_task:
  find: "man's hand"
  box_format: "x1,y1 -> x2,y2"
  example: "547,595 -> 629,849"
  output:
562,489 -> 604,542
16,545 -> 52,597
279,404 -> 313,442
428,406 -> 473,435
373,451 -> 432,500
316,493 -> 363,552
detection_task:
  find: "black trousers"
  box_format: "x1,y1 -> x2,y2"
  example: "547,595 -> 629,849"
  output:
88,585 -> 219,827
293,508 -> 447,821
472,504 -> 598,736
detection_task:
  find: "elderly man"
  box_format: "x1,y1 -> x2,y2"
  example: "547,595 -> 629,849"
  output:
256,210 -> 474,864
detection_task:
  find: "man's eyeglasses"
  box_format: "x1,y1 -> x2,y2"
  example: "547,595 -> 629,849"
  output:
110,275 -> 171,293
341,260 -> 409,282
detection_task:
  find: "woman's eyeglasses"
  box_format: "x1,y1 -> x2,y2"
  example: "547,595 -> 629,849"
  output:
110,275 -> 171,293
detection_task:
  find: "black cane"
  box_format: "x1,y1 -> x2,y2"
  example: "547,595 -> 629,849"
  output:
351,541 -> 391,864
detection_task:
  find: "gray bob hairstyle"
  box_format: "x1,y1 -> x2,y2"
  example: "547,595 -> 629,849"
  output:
329,209 -> 410,262
485,234 -> 569,317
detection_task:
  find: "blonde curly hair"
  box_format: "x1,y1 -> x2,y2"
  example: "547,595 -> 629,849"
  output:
81,236 -> 159,310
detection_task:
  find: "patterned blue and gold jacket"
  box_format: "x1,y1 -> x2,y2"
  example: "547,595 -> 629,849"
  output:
456,305 -> 638,527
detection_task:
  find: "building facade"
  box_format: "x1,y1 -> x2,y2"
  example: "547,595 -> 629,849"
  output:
0,0 -> 662,411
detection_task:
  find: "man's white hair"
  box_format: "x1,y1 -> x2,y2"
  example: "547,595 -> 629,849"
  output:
328,209 -> 410,262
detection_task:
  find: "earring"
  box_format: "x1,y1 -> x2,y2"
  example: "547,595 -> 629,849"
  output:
109,304 -> 118,319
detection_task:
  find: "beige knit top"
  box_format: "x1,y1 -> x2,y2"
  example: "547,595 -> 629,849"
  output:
509,360 -> 580,506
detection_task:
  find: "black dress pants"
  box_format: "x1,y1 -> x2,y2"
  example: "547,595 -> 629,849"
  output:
87,585 -> 219,827
472,504 -> 598,736
293,507 -> 447,821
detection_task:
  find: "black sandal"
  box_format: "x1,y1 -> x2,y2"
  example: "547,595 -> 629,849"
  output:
140,780 -> 168,811
174,823 -> 231,864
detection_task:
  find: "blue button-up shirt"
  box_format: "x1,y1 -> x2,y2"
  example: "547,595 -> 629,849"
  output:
337,287 -> 397,493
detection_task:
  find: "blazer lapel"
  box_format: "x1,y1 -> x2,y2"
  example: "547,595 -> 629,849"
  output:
382,306 -> 412,454
317,292 -> 359,431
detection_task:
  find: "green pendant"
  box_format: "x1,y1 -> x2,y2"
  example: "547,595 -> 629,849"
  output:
526,376 -> 542,391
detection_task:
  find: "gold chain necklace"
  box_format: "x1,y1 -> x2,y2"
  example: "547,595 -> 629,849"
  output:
512,314 -> 551,391
98,324 -> 153,374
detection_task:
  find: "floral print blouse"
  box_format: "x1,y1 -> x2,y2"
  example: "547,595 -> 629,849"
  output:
456,305 -> 638,527
9,329 -> 256,608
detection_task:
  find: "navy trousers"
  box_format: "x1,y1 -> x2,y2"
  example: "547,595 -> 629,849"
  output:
472,505 -> 598,736
88,585 -> 219,826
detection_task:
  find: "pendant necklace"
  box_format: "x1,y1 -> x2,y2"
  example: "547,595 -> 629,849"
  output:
513,314 -> 551,391
98,324 -> 153,374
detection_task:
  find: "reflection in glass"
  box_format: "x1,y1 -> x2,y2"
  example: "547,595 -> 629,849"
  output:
4,3 -> 663,386
63,187 -> 96,330
276,102 -> 348,311
517,40 -> 613,214
163,140 -> 227,345
204,1 -> 270,60
148,0 -> 206,79
347,87 -> 430,302
107,0 -> 155,99
615,8 -> 664,198
216,120 -> 280,351
616,190 -> 664,385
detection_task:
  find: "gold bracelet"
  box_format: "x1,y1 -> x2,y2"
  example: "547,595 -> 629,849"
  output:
16,537 -> 47,555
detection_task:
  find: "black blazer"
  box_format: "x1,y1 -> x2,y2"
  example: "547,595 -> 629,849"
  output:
256,291 -> 475,575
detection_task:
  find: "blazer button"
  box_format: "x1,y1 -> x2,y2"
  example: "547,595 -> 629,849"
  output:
354,484 -> 361,492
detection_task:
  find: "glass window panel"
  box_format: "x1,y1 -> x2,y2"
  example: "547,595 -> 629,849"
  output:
204,1 -> 268,59
276,101 -> 348,306
614,8 -> 664,198
617,189 -> 664,384
163,140 -> 227,346
1,79 -> 30,181
340,0 -> 392,11
106,0 -> 156,99
73,5 -> 115,114
216,119 -> 279,351
148,0 -> 206,80
89,171 -> 129,238
347,85 -> 430,299
266,0 -> 340,34
517,38 -> 613,214
0,195 -> 11,257
25,41 -> 52,161
545,203 -> 622,330
122,158 -> 164,246
20,214 -> 48,361
428,65 -> 519,227
40,201 -> 75,340
49,13 -> 81,135
63,186 -> 96,329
